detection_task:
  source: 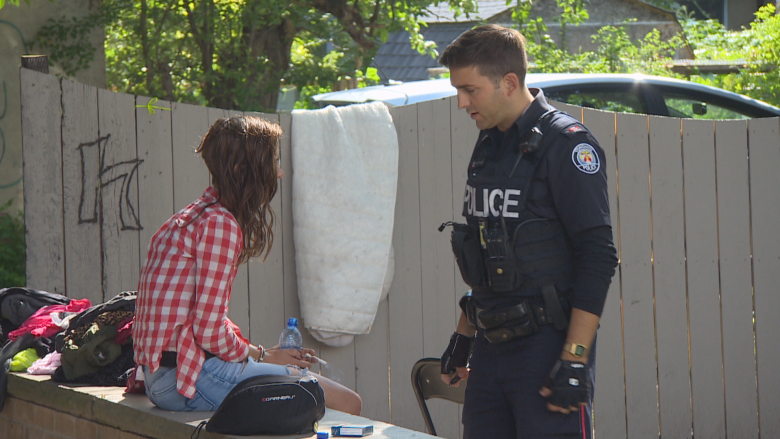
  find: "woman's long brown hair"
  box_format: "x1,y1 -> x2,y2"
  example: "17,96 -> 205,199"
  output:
196,116 -> 282,264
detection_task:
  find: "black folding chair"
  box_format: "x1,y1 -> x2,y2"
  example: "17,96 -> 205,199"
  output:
410,358 -> 466,436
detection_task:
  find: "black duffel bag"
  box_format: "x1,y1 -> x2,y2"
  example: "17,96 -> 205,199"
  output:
204,373 -> 326,436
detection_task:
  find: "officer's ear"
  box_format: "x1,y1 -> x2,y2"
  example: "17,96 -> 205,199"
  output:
502,73 -> 520,96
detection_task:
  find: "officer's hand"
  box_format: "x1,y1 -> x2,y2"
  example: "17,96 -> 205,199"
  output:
539,359 -> 590,414
440,332 -> 473,387
440,366 -> 469,387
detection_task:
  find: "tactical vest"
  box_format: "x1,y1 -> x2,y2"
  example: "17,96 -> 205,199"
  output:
448,110 -> 578,297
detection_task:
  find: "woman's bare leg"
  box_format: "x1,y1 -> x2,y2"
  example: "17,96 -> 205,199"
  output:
284,367 -> 362,415
311,372 -> 362,415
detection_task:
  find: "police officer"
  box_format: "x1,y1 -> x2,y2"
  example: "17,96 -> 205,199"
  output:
437,25 -> 618,439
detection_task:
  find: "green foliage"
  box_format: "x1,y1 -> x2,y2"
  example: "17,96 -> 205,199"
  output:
682,4 -> 780,107
580,24 -> 682,75
31,0 -> 780,110
509,0 -> 779,107
0,0 -> 29,10
37,0 -> 476,112
0,0 -> 54,11
34,8 -> 110,77
0,200 -> 25,288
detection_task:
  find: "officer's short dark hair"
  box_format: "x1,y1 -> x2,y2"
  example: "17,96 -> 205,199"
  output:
439,24 -> 528,88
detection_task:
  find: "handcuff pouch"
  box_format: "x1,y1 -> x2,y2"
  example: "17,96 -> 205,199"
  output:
477,302 -> 539,344
450,223 -> 487,289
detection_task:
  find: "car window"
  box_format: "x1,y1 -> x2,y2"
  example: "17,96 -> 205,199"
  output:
660,92 -> 752,120
544,86 -> 647,115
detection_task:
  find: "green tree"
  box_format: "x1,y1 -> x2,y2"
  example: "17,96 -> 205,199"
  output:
0,0 -> 28,9
683,4 -> 780,106
509,0 -> 588,72
36,0 -> 476,112
509,0 -> 681,77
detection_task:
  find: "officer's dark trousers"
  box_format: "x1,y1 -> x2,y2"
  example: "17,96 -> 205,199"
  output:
462,325 -> 596,439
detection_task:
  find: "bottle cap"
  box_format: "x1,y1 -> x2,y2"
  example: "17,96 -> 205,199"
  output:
287,317 -> 298,327
316,432 -> 329,439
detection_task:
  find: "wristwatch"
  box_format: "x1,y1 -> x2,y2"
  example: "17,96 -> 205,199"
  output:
256,344 -> 265,362
563,343 -> 589,358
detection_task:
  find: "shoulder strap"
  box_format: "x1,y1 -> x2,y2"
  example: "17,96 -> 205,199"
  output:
510,109 -> 561,208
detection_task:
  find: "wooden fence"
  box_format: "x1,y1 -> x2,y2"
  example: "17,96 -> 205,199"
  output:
20,67 -> 780,439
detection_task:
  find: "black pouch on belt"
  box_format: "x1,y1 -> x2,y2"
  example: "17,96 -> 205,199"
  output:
449,222 -> 488,289
477,302 -> 539,344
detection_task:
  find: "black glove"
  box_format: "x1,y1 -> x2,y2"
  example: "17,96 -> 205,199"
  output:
543,359 -> 591,408
440,332 -> 474,376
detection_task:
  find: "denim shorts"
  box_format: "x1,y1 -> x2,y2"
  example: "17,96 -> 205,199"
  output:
143,357 -> 290,411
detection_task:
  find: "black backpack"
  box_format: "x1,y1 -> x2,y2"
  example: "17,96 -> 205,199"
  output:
203,374 -> 326,436
0,287 -> 70,344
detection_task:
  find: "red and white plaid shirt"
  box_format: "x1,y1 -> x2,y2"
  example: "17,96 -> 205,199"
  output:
134,187 -> 250,398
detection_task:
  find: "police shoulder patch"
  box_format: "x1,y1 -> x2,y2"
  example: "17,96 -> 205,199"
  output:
571,143 -> 600,174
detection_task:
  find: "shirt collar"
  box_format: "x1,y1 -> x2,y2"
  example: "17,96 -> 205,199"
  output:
482,88 -> 554,146
203,186 -> 220,203
512,88 -> 555,136
175,187 -> 221,228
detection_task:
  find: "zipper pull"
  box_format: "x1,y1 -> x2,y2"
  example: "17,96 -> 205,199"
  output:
438,221 -> 455,232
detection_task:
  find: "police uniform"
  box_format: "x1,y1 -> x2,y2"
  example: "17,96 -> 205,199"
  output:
454,89 -> 616,439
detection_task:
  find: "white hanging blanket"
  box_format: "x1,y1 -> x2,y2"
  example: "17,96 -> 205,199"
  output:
291,102 -> 398,347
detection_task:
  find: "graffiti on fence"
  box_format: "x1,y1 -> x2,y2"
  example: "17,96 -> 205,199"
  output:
77,134 -> 144,230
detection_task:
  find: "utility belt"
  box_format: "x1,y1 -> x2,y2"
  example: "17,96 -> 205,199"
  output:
462,286 -> 571,344
160,350 -> 216,368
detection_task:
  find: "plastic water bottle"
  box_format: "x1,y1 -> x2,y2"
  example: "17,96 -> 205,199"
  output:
279,317 -> 303,350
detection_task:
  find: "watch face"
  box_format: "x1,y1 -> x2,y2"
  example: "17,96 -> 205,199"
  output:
567,343 -> 587,357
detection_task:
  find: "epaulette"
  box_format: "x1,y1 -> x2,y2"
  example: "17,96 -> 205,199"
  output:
544,112 -> 590,140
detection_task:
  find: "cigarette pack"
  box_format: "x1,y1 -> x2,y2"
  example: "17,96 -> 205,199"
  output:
331,425 -> 374,437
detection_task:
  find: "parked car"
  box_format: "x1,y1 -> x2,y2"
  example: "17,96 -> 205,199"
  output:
312,73 -> 780,119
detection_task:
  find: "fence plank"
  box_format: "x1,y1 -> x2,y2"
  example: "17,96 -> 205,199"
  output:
353,104 -> 393,419
97,88 -> 141,300
747,117 -> 780,439
20,68 -> 65,294
243,112 -> 286,348
715,119 -> 759,439
387,104 -> 425,432
648,115 -> 692,438
417,98 -> 459,439
135,96 -> 174,268
211,109 -> 250,335
355,298 -> 391,422
278,112 -> 321,367
60,79 -> 102,303
170,102 -> 209,212
449,96 -> 478,309
582,108 -> 627,439
615,112 -> 659,439
279,113 -> 319,350
682,118 -> 725,439
449,96 -> 479,437
419,98 -> 456,356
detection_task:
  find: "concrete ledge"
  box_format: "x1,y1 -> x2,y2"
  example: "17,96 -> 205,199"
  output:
5,372 -> 435,439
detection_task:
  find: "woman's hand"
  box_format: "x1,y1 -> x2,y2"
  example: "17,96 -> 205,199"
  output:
263,344 -> 317,369
247,344 -> 264,362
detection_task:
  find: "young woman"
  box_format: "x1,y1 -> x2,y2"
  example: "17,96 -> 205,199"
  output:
133,116 -> 361,414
